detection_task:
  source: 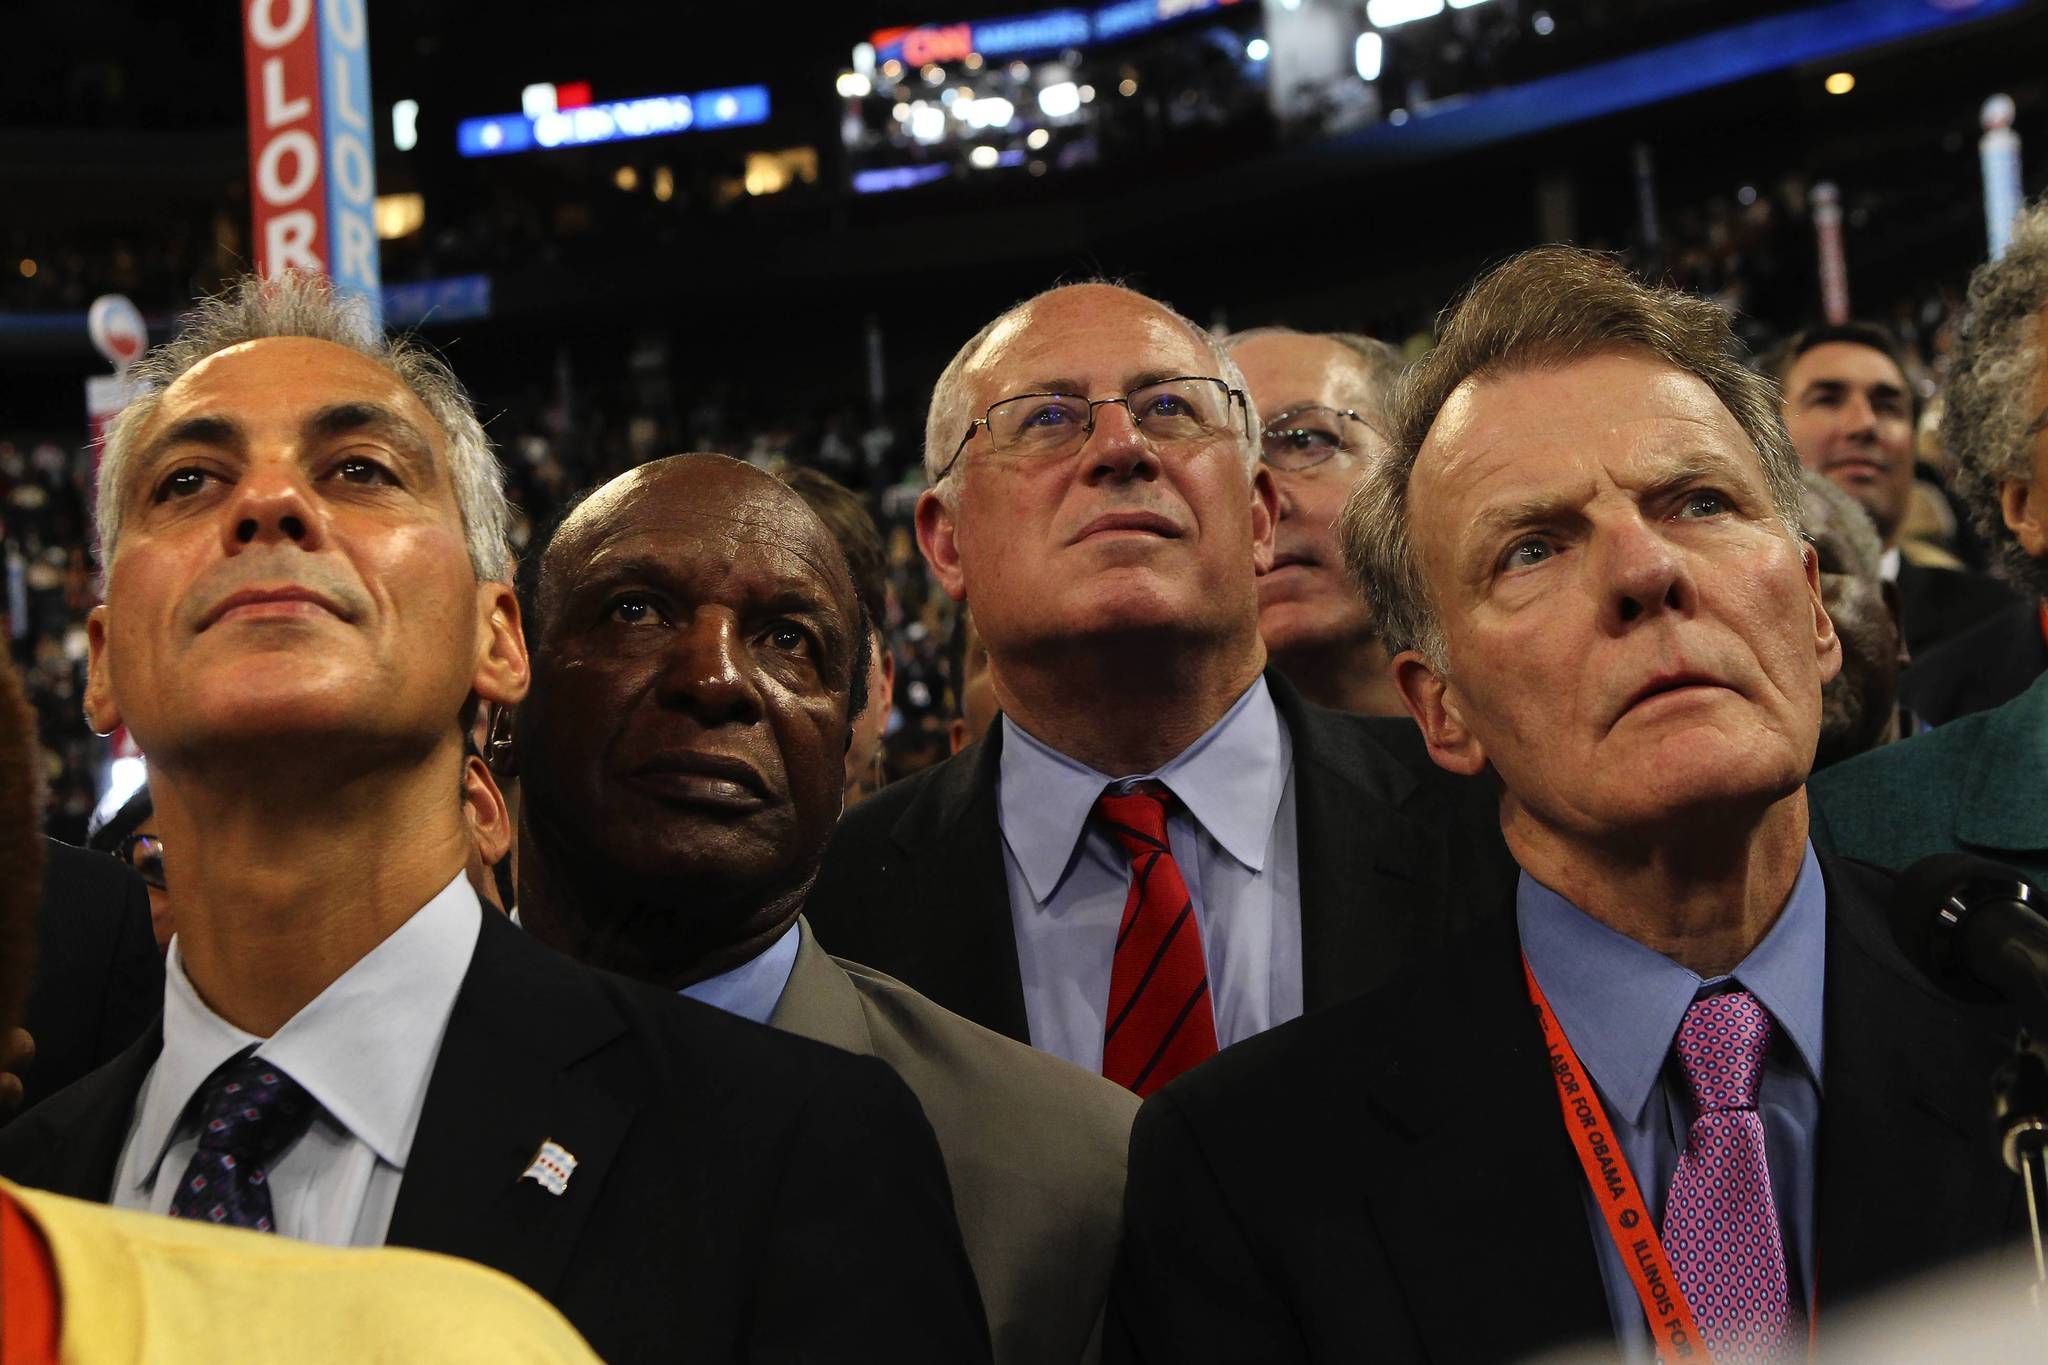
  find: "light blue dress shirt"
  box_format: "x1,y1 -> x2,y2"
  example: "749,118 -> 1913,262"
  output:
995,676 -> 1302,1073
1519,843 -> 1827,1362
115,873 -> 483,1247
677,919 -> 802,1026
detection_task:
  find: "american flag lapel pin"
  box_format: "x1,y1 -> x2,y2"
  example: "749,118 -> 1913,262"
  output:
521,1139 -> 578,1196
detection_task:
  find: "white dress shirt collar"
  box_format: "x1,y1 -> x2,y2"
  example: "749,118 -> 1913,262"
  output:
997,676 -> 1287,905
126,873 -> 482,1192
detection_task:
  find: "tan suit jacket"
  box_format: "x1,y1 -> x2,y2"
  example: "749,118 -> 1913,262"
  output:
772,917 -> 1138,1365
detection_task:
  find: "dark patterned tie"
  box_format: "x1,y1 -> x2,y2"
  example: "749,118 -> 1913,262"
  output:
168,1052 -> 318,1233
1096,782 -> 1218,1097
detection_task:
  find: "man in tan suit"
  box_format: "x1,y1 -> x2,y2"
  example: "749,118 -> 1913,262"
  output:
509,452 -> 1137,1364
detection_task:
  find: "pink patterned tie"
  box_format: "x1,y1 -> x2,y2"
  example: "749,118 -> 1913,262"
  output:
1661,991 -> 1793,1361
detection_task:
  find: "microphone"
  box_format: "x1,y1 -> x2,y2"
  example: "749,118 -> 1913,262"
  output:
1888,852 -> 2048,1035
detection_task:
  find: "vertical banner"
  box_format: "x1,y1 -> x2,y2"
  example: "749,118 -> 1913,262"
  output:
1812,181 -> 1850,325
242,0 -> 380,325
1981,94 -> 2024,262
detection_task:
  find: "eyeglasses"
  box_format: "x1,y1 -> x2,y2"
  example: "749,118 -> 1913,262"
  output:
1259,405 -> 1385,473
117,832 -> 165,891
938,375 -> 1251,482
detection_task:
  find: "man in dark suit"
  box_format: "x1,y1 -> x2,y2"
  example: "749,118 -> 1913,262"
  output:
807,282 -> 1511,1090
0,273 -> 987,1363
1115,247 -> 2023,1363
1765,321 -> 2013,655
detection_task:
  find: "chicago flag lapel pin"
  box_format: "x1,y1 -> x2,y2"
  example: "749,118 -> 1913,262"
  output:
520,1139 -> 578,1196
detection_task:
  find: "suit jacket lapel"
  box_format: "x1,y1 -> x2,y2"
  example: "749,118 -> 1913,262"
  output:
23,1019 -> 162,1201
1270,673 -> 1427,1013
385,911 -> 636,1301
769,917 -> 877,1057
1362,913 -> 1615,1359
887,727 -> 1031,1043
1814,854 -> 2022,1312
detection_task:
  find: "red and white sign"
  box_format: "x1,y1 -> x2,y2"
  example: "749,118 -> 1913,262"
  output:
241,0 -> 381,320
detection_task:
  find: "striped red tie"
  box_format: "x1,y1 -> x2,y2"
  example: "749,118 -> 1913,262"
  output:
1096,783 -> 1218,1097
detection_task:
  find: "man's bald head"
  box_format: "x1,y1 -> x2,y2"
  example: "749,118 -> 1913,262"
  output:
923,281 -> 1257,491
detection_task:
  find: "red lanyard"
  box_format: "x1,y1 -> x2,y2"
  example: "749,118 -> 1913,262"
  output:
1525,957 -> 1712,1362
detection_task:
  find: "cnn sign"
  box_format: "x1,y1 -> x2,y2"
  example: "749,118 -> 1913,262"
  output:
241,0 -> 381,322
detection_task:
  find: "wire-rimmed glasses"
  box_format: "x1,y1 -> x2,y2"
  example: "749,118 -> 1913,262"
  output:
938,375 -> 1252,482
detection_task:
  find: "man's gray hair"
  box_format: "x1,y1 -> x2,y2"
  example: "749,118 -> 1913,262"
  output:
1797,467 -> 1884,580
96,272 -> 514,582
1222,327 -> 1409,437
1339,245 -> 1805,670
1943,198 -> 2048,599
922,280 -> 1260,495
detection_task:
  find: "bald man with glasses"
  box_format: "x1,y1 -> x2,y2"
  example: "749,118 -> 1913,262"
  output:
807,283 -> 1511,1091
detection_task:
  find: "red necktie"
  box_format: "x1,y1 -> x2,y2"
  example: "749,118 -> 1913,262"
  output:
1096,783 -> 1218,1096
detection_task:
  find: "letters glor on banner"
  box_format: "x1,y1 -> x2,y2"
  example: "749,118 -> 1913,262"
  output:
242,0 -> 381,324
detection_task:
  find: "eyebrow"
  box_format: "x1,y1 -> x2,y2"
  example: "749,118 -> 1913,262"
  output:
1467,456 -> 1752,545
306,402 -> 436,461
1799,378 -> 1908,403
999,369 -> 1210,402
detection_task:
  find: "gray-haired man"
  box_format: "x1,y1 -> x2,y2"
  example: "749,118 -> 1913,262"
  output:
1115,246 -> 2019,1364
0,274 -> 991,1364
806,281 -> 1511,1092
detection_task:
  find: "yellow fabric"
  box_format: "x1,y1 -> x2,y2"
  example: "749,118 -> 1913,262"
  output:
4,1180 -> 598,1364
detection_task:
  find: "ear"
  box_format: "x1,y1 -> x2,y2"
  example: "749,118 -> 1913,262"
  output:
83,603 -> 122,737
462,754 -> 513,869
473,581 -> 531,708
1248,465 -> 1279,575
876,634 -> 897,701
2001,477 -> 2048,560
1801,539 -> 1842,687
947,717 -> 970,756
915,488 -> 968,603
1391,649 -> 1488,777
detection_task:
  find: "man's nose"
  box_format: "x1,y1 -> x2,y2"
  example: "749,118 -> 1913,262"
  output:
220,465 -> 323,555
1599,517 -> 1695,629
656,610 -> 762,723
1082,401 -> 1163,484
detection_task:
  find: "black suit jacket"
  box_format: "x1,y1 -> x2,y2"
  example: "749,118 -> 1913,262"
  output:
1895,560 -> 2017,658
1111,852 -> 2022,1363
13,840 -> 163,1118
806,670 -> 1516,1044
1900,597 -> 2046,727
0,908 -> 991,1364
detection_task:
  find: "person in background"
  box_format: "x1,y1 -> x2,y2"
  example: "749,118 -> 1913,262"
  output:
513,453 -> 1135,1365
780,466 -> 896,806
0,272 -> 989,1365
946,605 -> 998,754
1224,328 -> 1407,717
88,785 -> 172,949
1897,200 -> 2048,725
1115,247 -> 2019,1363
808,280 -> 1511,1093
1766,321 -> 2013,654
1811,201 -> 2048,885
0,542 -> 600,1363
1798,469 -> 1918,770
